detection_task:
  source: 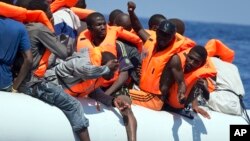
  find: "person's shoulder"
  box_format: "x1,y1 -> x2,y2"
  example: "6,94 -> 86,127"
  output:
2,18 -> 26,29
53,7 -> 71,16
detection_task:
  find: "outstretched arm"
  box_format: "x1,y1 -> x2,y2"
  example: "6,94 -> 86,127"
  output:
169,55 -> 186,103
127,1 -> 150,42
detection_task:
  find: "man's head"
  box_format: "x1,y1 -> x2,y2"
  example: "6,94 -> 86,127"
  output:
148,14 -> 166,31
156,20 -> 176,51
184,45 -> 208,73
101,51 -> 117,80
108,9 -> 123,26
169,18 -> 185,35
86,12 -> 107,40
114,13 -> 132,31
16,0 -> 53,20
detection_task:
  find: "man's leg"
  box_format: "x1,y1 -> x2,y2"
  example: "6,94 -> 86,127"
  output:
32,81 -> 90,141
117,95 -> 137,141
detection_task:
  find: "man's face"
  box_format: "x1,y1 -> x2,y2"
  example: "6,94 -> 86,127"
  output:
156,29 -> 175,51
89,16 -> 107,39
184,51 -> 203,73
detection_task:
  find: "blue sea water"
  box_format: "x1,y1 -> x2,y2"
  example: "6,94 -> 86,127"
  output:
139,18 -> 250,109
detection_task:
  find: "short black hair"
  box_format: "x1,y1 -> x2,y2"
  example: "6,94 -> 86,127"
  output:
101,51 -> 116,65
86,12 -> 105,28
169,18 -> 185,35
190,45 -> 208,65
108,9 -> 123,25
148,14 -> 166,30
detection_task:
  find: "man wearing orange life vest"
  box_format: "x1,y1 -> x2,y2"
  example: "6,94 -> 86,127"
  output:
161,46 -> 216,119
77,11 -> 137,141
111,13 -> 142,90
127,1 -> 194,111
14,0 -> 68,92
12,1 -> 91,141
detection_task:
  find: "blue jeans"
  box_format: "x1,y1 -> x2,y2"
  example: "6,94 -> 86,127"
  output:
0,84 -> 12,92
23,80 -> 89,132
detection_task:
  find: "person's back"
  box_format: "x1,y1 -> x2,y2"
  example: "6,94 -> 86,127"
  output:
52,0 -> 80,55
0,0 -> 32,92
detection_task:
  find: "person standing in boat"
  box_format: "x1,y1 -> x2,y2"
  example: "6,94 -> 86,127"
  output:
0,0 -> 33,92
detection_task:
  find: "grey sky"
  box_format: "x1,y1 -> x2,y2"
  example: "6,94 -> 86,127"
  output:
85,0 -> 249,26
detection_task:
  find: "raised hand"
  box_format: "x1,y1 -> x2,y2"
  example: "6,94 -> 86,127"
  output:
127,1 -> 136,13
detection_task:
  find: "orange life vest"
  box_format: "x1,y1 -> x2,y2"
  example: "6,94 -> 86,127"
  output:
205,39 -> 234,63
71,7 -> 95,20
175,33 -> 196,51
0,2 -> 54,78
167,49 -> 217,109
50,0 -> 78,13
77,26 -> 142,54
77,26 -> 142,87
139,34 -> 194,95
0,2 -> 27,21
205,39 -> 235,92
64,48 -> 105,97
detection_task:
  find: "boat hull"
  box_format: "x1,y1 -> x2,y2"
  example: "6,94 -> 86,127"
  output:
0,91 -> 248,141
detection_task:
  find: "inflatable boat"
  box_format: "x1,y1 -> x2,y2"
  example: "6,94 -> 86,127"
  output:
0,91 -> 249,141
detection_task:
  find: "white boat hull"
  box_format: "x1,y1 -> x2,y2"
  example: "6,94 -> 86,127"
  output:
0,91 -> 248,141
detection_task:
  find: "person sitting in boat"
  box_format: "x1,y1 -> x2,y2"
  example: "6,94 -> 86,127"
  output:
0,0 -> 32,92
204,39 -> 246,116
112,12 -> 142,88
127,1 -> 194,111
160,45 -> 216,119
76,12 -> 138,141
12,0 -> 91,140
108,9 -> 123,26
